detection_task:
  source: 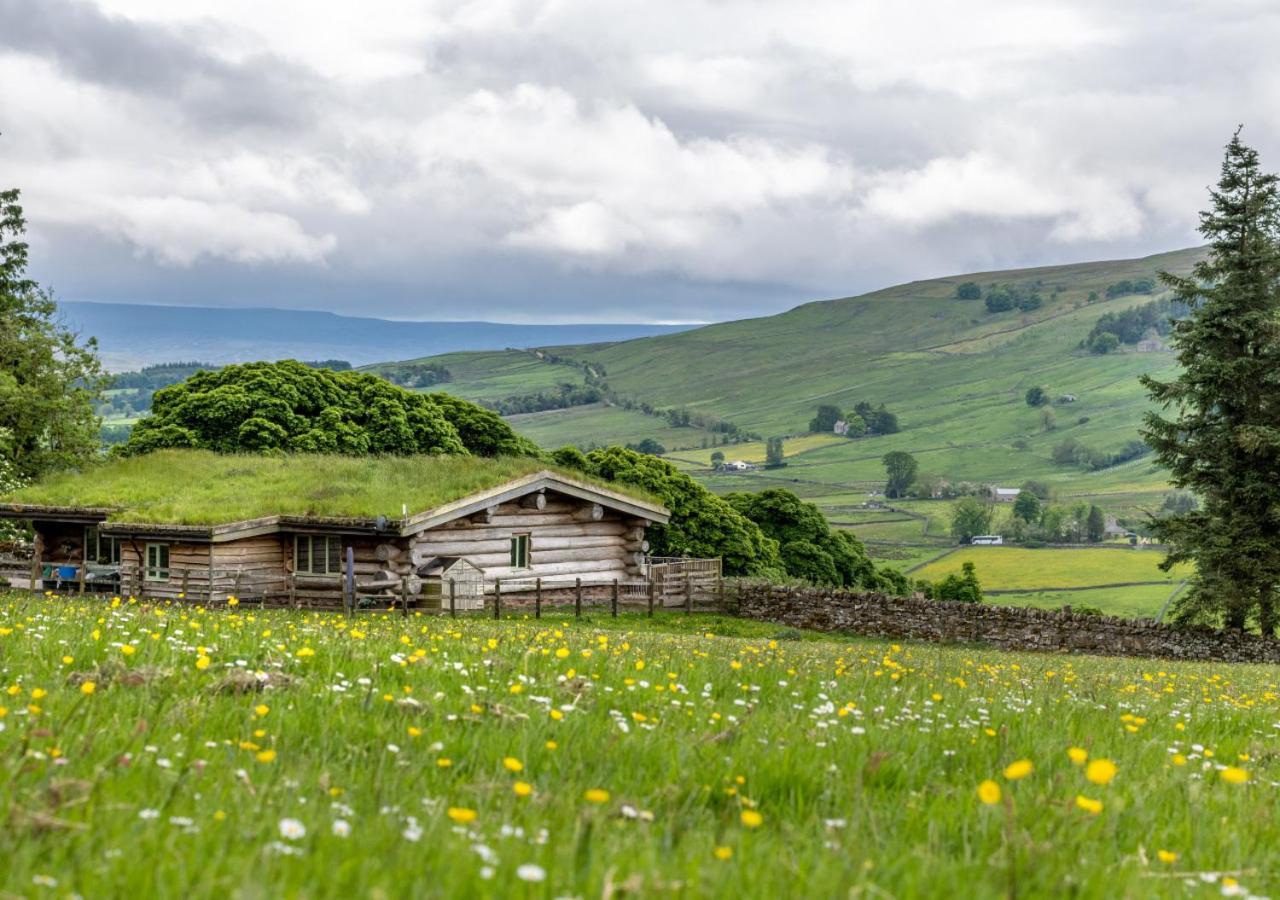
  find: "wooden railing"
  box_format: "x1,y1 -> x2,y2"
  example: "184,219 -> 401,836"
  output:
4,559 -> 730,619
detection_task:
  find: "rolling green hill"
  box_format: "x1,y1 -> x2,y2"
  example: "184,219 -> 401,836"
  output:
364,245 -> 1207,613
367,246 -> 1201,487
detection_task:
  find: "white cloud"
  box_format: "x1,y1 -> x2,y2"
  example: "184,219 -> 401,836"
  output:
99,196 -> 336,266
0,0 -> 1276,321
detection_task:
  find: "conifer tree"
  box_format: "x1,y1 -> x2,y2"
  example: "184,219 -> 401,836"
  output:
1141,131 -> 1280,632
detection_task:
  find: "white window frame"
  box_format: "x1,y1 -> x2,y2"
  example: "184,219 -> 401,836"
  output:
145,543 -> 170,582
510,533 -> 531,569
295,535 -> 342,576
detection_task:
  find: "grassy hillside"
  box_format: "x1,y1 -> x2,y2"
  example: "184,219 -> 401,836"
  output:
368,247 -> 1207,615
378,248 -> 1202,489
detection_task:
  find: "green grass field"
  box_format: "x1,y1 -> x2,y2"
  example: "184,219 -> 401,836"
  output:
505,403 -> 720,452
987,584 -> 1185,619
914,546 -> 1188,591
2,592 -> 1275,898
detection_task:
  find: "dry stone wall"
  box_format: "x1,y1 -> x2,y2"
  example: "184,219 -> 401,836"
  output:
732,583 -> 1280,664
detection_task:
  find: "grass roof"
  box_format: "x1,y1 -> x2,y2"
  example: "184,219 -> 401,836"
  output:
5,450 -> 653,526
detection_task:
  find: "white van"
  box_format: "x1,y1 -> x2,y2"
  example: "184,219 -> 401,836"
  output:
970,535 -> 1004,545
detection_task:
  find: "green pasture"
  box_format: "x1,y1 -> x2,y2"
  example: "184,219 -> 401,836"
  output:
914,546 -> 1188,591
1,592 -> 1274,898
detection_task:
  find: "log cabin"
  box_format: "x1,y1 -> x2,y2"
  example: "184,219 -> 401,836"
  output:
0,450 -> 670,607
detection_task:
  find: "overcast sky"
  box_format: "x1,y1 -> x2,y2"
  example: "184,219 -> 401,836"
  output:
1,0 -> 1276,323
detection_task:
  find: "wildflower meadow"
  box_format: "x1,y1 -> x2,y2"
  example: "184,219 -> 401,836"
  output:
1,591 -> 1277,898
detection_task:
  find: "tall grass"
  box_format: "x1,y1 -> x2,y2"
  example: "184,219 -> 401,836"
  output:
0,592 -> 1275,897
5,450 -> 637,524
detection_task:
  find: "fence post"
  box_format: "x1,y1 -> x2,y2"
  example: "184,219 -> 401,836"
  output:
535,578 -> 542,619
288,572 -> 297,606
449,578 -> 456,618
685,574 -> 692,615
400,576 -> 410,618
78,565 -> 86,595
575,577 -> 582,619
494,579 -> 502,620
611,579 -> 618,617
344,546 -> 355,616
647,578 -> 655,618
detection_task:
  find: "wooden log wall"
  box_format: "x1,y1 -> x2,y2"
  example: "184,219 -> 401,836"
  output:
411,494 -> 651,586
118,541 -> 215,600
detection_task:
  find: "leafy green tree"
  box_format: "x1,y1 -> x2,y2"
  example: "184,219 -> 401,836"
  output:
1088,331 -> 1120,354
1025,386 -> 1048,407
809,404 -> 843,433
881,450 -> 918,499
1039,506 -> 1068,542
123,361 -> 538,458
935,561 -> 983,603
1012,490 -> 1042,524
581,447 -> 782,577
709,450 -> 725,468
726,488 -> 889,590
625,438 -> 666,456
764,436 -> 785,468
1086,504 -> 1107,543
842,414 -> 868,437
1141,132 -> 1280,633
955,281 -> 982,300
427,392 -> 542,457
950,497 -> 993,542
550,445 -> 588,470
0,189 -> 107,480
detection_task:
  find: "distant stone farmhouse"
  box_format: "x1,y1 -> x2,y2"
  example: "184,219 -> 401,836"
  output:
992,487 -> 1022,502
1,451 -> 670,608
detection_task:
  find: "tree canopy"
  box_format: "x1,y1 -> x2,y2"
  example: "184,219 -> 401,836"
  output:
122,360 -> 541,459
0,189 -> 107,481
1141,132 -> 1280,633
566,446 -> 783,578
881,450 -> 918,499
950,497 -> 994,543
725,487 -> 903,592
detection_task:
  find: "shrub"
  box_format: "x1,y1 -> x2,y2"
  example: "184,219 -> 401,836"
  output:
122,361 -> 541,459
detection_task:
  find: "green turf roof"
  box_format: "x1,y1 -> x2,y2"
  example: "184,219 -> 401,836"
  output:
3,450 -> 657,526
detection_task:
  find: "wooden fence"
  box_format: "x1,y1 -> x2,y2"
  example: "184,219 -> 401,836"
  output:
1,556 -> 731,619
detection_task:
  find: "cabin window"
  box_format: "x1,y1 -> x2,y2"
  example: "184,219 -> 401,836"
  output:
145,543 -> 170,581
295,535 -> 342,575
510,533 -> 531,569
84,527 -> 120,564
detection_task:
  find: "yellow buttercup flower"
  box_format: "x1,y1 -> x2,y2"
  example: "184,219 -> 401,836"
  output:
1003,759 -> 1033,780
1085,758 -> 1117,785
80,681 -> 96,695
1067,747 -> 1088,765
977,780 -> 1001,805
1075,795 -> 1103,815
447,807 -> 477,824
1220,767 -> 1250,785
584,788 -> 610,804
256,749 -> 277,763
503,756 -> 523,772
513,781 -> 533,797
714,846 -> 733,860
740,809 -> 763,828
1157,849 -> 1178,864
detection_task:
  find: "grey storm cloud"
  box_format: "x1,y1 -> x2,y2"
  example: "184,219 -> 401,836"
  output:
0,0 -> 319,130
0,0 -> 1278,323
